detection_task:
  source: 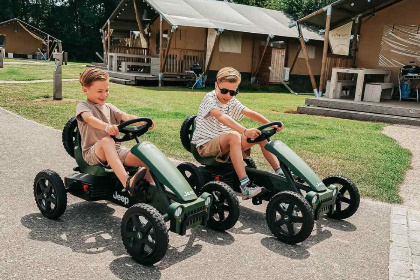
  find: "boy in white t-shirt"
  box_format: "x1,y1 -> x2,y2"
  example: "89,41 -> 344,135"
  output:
191,67 -> 283,199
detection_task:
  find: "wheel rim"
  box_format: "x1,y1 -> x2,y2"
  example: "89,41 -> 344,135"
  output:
179,168 -> 200,193
123,214 -> 157,258
209,190 -> 230,222
334,184 -> 353,213
35,177 -> 57,213
271,199 -> 305,237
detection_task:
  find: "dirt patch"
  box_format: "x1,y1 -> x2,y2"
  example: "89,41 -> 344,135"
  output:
33,98 -> 80,104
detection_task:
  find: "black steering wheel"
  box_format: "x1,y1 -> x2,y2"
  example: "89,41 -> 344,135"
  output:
111,117 -> 153,143
246,121 -> 283,143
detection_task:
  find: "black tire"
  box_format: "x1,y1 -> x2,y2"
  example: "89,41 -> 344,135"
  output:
177,162 -> 205,194
244,157 -> 257,169
33,170 -> 67,219
266,191 -> 314,244
180,115 -> 196,152
62,117 -> 78,158
201,181 -> 239,231
323,175 -> 360,220
121,203 -> 169,265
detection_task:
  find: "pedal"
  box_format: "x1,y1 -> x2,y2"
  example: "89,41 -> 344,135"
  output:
251,188 -> 270,205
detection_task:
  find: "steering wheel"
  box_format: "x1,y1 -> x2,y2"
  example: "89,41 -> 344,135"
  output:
246,121 -> 283,143
111,117 -> 153,143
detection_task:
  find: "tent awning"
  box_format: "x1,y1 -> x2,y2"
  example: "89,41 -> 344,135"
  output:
300,0 -> 405,28
107,0 -> 323,41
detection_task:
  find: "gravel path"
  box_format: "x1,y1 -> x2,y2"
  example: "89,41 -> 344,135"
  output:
383,125 -> 420,210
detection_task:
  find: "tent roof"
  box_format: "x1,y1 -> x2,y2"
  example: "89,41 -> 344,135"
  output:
0,18 -> 59,42
107,0 -> 323,41
300,0 -> 407,29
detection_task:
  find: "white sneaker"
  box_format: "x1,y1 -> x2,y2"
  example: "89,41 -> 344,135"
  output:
241,182 -> 263,200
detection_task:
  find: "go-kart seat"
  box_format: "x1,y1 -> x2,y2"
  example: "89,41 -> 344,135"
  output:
74,130 -> 137,177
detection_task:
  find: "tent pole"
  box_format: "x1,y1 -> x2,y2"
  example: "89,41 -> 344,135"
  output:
289,44 -> 301,74
296,23 -> 319,97
319,5 -> 332,96
352,15 -> 361,67
159,15 -> 163,87
133,0 -> 148,48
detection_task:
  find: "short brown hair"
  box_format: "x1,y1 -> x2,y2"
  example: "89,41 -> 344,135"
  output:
216,67 -> 241,83
79,68 -> 109,87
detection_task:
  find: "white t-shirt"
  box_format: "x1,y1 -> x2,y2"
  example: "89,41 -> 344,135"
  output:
191,90 -> 246,147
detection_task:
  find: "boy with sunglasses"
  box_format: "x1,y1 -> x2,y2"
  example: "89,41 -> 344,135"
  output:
191,67 -> 283,199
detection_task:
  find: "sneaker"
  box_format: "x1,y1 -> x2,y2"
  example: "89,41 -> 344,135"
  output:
241,181 -> 264,200
125,167 -> 147,197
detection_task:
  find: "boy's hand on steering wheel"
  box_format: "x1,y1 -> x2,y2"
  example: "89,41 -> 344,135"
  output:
271,124 -> 283,132
244,128 -> 261,139
106,124 -> 119,136
148,120 -> 155,131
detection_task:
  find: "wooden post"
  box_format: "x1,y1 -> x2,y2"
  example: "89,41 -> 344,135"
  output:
52,52 -> 63,100
102,29 -> 107,64
297,23 -> 318,97
0,47 -> 4,68
252,34 -> 273,80
159,15 -> 163,87
319,5 -> 332,95
352,15 -> 361,67
133,0 -> 148,48
289,44 -> 301,74
161,26 -> 177,74
46,34 -> 50,60
107,20 -> 111,57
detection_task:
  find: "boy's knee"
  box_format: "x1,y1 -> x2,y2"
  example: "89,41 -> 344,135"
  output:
259,139 -> 268,147
227,131 -> 241,143
98,136 -> 115,146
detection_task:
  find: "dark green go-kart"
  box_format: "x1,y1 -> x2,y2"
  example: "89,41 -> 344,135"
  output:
177,115 -> 360,244
33,117 -> 214,265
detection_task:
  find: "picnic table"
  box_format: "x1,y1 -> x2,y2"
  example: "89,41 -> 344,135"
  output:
329,68 -> 391,101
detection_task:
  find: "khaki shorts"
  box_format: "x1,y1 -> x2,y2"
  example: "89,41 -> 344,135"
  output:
197,136 -> 251,162
83,143 -> 130,166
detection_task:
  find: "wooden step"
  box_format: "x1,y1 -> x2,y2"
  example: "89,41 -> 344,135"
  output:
306,98 -> 420,118
109,77 -> 132,85
297,106 -> 420,126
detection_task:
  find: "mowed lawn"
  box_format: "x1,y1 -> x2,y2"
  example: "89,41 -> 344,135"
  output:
0,78 -> 410,203
0,59 -> 87,80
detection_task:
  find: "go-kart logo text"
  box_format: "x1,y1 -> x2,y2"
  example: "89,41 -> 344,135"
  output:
113,191 -> 129,205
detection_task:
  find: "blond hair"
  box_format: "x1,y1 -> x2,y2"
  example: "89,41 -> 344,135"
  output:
216,67 -> 241,83
79,68 -> 109,87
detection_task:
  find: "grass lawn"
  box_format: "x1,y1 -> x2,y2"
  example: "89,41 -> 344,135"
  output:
0,79 -> 411,203
0,59 -> 87,80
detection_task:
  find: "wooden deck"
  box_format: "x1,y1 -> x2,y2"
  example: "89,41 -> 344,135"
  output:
298,97 -> 420,126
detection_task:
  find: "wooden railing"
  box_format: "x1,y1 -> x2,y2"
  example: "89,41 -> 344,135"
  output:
323,55 -> 353,88
163,48 -> 205,74
108,46 -> 151,71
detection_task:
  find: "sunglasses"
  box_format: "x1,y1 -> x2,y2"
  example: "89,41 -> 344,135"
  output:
217,83 -> 239,96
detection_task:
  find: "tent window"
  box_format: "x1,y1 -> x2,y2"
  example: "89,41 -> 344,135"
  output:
219,31 -> 242,54
298,45 -> 316,59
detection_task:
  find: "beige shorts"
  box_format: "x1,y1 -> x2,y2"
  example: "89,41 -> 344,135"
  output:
83,143 -> 130,166
197,136 -> 251,162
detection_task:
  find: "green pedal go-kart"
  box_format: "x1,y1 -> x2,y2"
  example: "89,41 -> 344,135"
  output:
33,117 -> 215,265
177,115 -> 360,244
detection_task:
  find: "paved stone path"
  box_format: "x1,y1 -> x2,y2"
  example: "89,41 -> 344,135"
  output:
383,125 -> 420,280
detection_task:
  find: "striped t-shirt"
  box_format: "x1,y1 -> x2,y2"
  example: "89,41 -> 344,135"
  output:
191,90 -> 246,147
